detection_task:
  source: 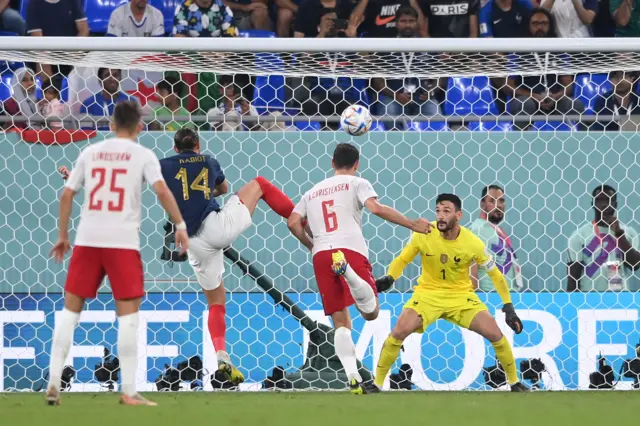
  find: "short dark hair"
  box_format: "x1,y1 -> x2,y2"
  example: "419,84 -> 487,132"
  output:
157,77 -> 181,95
396,5 -> 418,20
332,143 -> 360,169
113,100 -> 141,132
480,184 -> 504,201
436,193 -> 462,211
592,184 -> 617,199
98,67 -> 120,80
174,128 -> 199,152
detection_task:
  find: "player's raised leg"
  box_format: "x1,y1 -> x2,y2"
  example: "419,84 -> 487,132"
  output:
468,310 -> 528,392
235,176 -> 295,219
331,250 -> 379,320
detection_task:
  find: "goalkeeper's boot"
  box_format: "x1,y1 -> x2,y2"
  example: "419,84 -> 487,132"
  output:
510,382 -> 530,392
45,386 -> 60,406
331,250 -> 348,276
120,393 -> 158,406
349,378 -> 366,395
218,352 -> 245,386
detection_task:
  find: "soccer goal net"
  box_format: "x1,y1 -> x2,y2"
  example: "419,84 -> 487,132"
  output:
0,36 -> 639,393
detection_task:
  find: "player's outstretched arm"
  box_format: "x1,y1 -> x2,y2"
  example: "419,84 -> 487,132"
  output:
485,266 -> 523,334
376,235 -> 421,292
50,187 -> 75,262
287,212 -> 313,252
364,198 -> 432,234
153,180 -> 189,252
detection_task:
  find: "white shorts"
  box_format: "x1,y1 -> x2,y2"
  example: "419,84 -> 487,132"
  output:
187,195 -> 252,291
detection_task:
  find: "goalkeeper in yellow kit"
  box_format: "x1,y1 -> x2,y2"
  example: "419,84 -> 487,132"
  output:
370,194 -> 529,392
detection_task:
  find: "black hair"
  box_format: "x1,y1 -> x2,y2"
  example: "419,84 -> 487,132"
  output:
98,68 -> 120,80
43,76 -> 62,97
526,8 -> 557,38
174,128 -> 199,152
157,77 -> 181,95
436,193 -> 462,211
480,184 -> 504,201
332,143 -> 360,169
113,100 -> 141,132
396,5 -> 418,20
592,184 -> 617,199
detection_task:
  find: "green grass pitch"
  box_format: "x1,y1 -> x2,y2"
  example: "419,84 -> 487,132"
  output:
1,391 -> 635,426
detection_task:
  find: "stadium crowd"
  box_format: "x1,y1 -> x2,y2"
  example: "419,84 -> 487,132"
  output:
0,0 -> 637,131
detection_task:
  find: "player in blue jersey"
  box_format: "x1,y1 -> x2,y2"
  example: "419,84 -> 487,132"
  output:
160,128 -> 298,386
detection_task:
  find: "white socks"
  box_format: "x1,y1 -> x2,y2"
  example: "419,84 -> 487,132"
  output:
334,327 -> 362,383
48,308 -> 80,391
343,265 -> 377,314
117,312 -> 139,397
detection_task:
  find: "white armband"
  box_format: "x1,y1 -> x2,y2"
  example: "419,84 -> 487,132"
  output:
175,222 -> 187,231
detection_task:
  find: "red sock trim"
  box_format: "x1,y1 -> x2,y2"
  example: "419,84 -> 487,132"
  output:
208,304 -> 226,353
254,176 -> 294,219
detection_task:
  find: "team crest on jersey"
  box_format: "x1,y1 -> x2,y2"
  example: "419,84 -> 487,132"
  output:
440,254 -> 448,264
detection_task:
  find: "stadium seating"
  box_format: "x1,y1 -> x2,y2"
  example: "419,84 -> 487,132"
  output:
409,120 -> 448,131
0,73 -> 12,102
574,73 -> 612,114
85,0 -> 127,33
294,120 -> 322,131
239,30 -> 277,38
468,121 -> 513,131
252,75 -> 286,113
443,76 -> 498,116
532,120 -> 577,131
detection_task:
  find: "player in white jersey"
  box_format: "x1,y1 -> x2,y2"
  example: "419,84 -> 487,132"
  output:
107,0 -> 165,37
46,101 -> 188,407
288,143 -> 432,394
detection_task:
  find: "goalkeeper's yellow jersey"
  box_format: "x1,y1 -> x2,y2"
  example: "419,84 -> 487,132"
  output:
388,224 -> 508,298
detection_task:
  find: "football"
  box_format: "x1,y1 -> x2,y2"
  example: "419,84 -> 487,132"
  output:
340,105 -> 372,136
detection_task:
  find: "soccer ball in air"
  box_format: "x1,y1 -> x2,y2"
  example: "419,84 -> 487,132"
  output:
341,105 -> 372,136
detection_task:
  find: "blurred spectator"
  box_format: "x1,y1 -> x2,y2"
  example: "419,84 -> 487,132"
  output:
107,0 -> 165,37
292,0 -> 358,124
0,1 -> 26,35
173,0 -> 239,37
371,6 -> 438,129
27,0 -> 88,82
418,0 -> 479,37
592,0 -> 616,36
275,0 -> 299,36
207,80 -> 259,130
150,78 -> 193,131
80,68 -> 133,130
347,0 -> 426,37
38,78 -> 67,129
592,71 -> 640,131
470,185 -> 524,292
293,0 -> 352,37
4,67 -> 37,129
611,0 -> 640,36
506,9 -> 584,129
223,0 -> 271,30
567,185 -> 640,292
541,0 -> 596,37
479,0 -> 533,37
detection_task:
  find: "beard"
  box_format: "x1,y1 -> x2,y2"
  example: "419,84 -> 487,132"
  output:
437,219 -> 456,232
488,211 -> 504,224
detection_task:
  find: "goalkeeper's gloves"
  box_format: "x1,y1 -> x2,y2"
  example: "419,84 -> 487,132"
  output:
375,275 -> 395,293
502,303 -> 523,334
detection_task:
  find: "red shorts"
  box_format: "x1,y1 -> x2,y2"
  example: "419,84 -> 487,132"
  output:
64,246 -> 144,300
312,248 -> 377,315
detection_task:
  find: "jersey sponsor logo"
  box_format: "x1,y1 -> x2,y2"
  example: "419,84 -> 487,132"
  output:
493,18 -> 502,24
440,254 -> 448,264
430,3 -> 469,15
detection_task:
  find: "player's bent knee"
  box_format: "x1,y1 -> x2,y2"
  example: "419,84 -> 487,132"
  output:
361,307 -> 379,321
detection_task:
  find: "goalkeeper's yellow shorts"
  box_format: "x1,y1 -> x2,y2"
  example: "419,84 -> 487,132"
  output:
403,291 -> 489,333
